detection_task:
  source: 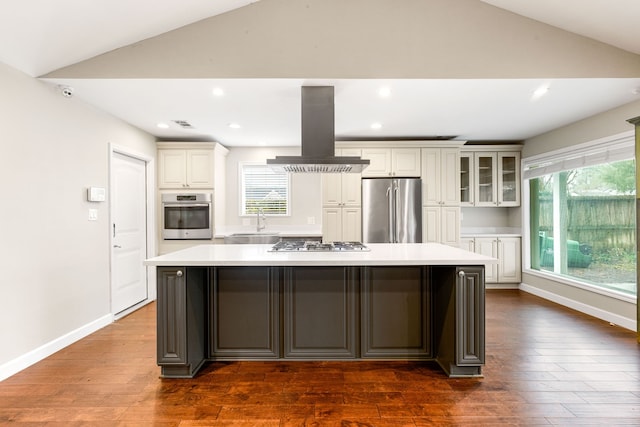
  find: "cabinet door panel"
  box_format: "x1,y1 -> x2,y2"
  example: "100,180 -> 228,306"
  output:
456,267 -> 485,366
342,207 -> 361,242
441,148 -> 461,205
421,149 -> 441,205
422,207 -> 441,243
157,268 -> 187,364
441,206 -> 460,247
497,152 -> 520,207
157,267 -> 207,378
186,150 -> 213,187
322,208 -> 342,243
341,173 -> 362,206
211,267 -> 278,358
361,148 -> 391,177
460,153 -> 474,206
392,148 -> 421,177
284,267 -> 357,358
475,238 -> 498,283
159,150 -> 187,188
498,237 -> 522,283
361,266 -> 430,357
322,173 -> 342,206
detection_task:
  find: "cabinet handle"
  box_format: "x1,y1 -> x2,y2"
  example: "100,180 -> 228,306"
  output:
176,270 -> 183,277
458,270 -> 465,279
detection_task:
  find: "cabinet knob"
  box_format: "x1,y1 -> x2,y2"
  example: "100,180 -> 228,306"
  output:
458,270 -> 466,279
176,270 -> 183,277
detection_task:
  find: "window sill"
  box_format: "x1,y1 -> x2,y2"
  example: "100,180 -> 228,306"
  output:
523,268 -> 636,304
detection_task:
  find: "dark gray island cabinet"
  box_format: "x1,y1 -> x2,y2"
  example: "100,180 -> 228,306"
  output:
147,243 -> 495,378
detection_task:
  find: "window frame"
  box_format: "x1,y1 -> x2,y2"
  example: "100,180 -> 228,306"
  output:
522,131 -> 636,303
239,162 -> 291,217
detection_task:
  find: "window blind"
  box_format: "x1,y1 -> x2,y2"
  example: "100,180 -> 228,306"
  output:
241,163 -> 289,215
523,132 -> 634,180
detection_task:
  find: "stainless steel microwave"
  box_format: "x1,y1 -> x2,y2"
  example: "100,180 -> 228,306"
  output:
161,193 -> 212,240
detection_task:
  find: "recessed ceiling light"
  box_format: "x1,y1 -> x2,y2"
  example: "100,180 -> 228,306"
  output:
378,87 -> 391,98
229,123 -> 241,129
371,122 -> 382,130
212,87 -> 224,97
156,122 -> 169,129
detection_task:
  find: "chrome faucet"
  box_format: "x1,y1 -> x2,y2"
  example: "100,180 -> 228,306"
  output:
256,208 -> 267,232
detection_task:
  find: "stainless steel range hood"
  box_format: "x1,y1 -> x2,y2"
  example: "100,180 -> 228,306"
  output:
267,86 -> 369,173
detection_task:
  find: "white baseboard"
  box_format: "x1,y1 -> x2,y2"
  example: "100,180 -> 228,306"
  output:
519,283 -> 636,332
0,314 -> 113,382
486,283 -> 519,290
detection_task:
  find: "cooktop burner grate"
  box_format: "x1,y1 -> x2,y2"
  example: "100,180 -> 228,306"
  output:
269,240 -> 369,252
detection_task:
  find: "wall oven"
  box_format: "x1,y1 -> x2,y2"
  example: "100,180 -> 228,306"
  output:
162,193 -> 212,240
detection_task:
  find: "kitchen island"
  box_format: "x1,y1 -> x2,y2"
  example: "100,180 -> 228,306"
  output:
144,243 -> 496,378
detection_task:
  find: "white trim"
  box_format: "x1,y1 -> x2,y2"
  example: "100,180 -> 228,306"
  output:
113,298 -> 154,321
520,282 -> 636,332
486,283 -> 520,290
523,268 -> 636,303
522,130 -> 634,164
522,131 -> 634,179
0,314 -> 113,382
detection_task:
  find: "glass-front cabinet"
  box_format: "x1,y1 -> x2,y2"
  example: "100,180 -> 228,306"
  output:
474,153 -> 497,207
460,149 -> 520,207
460,153 -> 473,206
497,152 -> 520,207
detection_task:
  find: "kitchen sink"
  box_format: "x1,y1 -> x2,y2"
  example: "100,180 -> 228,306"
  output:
223,233 -> 281,244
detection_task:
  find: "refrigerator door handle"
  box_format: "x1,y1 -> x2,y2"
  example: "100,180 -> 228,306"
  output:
393,183 -> 400,243
386,185 -> 394,242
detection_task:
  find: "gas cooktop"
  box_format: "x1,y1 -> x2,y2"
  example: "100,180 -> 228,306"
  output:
269,241 -> 370,252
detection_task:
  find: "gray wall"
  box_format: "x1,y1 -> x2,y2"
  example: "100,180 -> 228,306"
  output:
0,62 -> 156,374
224,147 -> 322,227
45,0 -> 640,79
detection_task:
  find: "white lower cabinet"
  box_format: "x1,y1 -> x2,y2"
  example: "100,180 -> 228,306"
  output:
323,207 -> 361,242
423,206 -> 460,247
460,236 -> 521,284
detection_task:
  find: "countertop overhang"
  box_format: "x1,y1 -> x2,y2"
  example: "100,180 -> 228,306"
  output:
144,243 -> 498,267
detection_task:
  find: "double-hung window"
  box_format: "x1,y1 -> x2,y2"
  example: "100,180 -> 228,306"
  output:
240,162 -> 290,216
523,133 -> 636,298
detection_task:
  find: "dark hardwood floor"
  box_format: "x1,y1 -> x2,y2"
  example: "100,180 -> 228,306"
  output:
1,290 -> 639,426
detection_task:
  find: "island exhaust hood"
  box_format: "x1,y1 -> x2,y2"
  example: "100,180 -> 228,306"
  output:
267,86 -> 369,173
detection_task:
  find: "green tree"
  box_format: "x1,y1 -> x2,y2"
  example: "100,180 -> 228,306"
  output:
598,159 -> 635,195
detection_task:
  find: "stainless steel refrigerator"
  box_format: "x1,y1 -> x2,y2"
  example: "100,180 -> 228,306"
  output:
362,178 -> 422,243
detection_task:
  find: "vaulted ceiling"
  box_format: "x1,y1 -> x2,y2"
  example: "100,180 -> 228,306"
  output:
2,0 -> 639,146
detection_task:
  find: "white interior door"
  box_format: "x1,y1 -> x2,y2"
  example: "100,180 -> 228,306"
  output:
111,152 -> 148,314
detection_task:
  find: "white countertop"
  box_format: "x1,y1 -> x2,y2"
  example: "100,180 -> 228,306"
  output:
145,243 -> 498,267
460,227 -> 522,237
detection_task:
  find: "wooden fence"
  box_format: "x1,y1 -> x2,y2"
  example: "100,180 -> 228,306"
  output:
537,196 -> 636,252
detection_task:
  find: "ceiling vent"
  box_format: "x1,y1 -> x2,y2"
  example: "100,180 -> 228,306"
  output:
173,120 -> 194,129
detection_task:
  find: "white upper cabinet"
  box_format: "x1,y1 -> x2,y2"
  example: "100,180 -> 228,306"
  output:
497,152 -> 520,207
421,147 -> 460,206
322,148 -> 362,242
461,147 -> 521,207
322,149 -> 362,207
158,147 -> 214,189
474,152 -> 497,207
361,148 -> 421,177
421,147 -> 460,247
